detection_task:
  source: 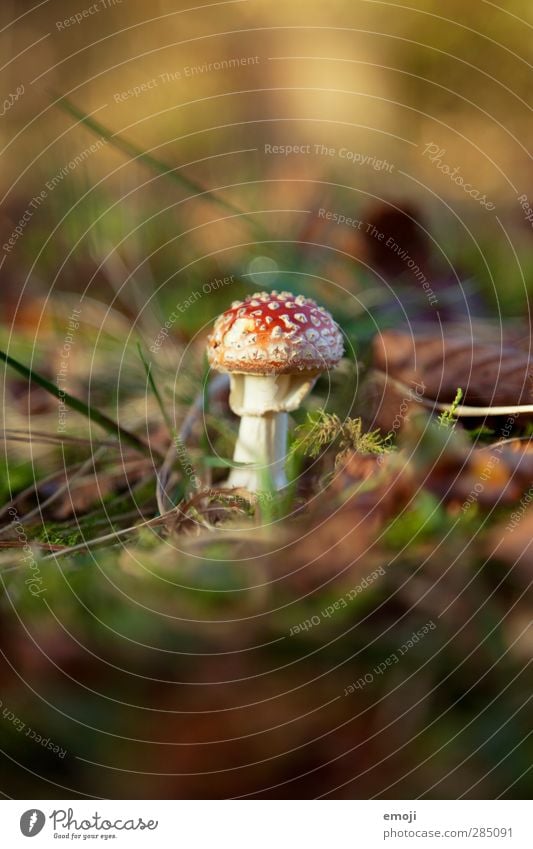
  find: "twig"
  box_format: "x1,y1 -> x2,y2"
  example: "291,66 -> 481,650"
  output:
155,373 -> 229,515
372,370 -> 533,417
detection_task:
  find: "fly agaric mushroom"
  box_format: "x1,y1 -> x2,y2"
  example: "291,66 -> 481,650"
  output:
207,290 -> 343,491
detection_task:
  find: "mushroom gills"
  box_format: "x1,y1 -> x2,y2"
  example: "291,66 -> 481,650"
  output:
228,373 -> 318,416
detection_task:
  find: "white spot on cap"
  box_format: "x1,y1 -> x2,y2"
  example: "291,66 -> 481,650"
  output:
224,318 -> 251,344
280,315 -> 296,330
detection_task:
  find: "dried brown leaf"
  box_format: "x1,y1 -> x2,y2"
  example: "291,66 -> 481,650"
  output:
372,329 -> 533,407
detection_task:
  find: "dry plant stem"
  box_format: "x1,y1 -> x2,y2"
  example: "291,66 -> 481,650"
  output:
156,373 -> 229,514
96,240 -> 164,341
0,460 -> 86,522
1,429 -> 124,448
374,371 -> 533,416
39,513 -> 165,561
0,446 -> 108,534
1,486 -> 170,572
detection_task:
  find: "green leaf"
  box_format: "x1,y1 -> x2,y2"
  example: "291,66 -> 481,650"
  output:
438,387 -> 464,428
202,456 -> 250,469
137,342 -> 172,433
55,95 -> 266,237
0,348 -> 159,460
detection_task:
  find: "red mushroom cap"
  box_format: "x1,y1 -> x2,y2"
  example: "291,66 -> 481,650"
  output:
207,291 -> 344,374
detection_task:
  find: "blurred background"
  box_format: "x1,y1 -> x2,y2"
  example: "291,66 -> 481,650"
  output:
1,0 -> 533,799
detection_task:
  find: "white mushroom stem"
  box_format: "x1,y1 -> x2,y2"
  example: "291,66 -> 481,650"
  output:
225,373 -> 317,492
228,411 -> 289,491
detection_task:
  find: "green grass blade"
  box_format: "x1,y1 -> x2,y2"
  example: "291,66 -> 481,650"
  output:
55,95 -> 265,236
137,342 -> 172,434
202,456 -> 250,468
0,348 -> 159,460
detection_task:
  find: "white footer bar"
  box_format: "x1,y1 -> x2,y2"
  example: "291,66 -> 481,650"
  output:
1,800 -> 531,848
